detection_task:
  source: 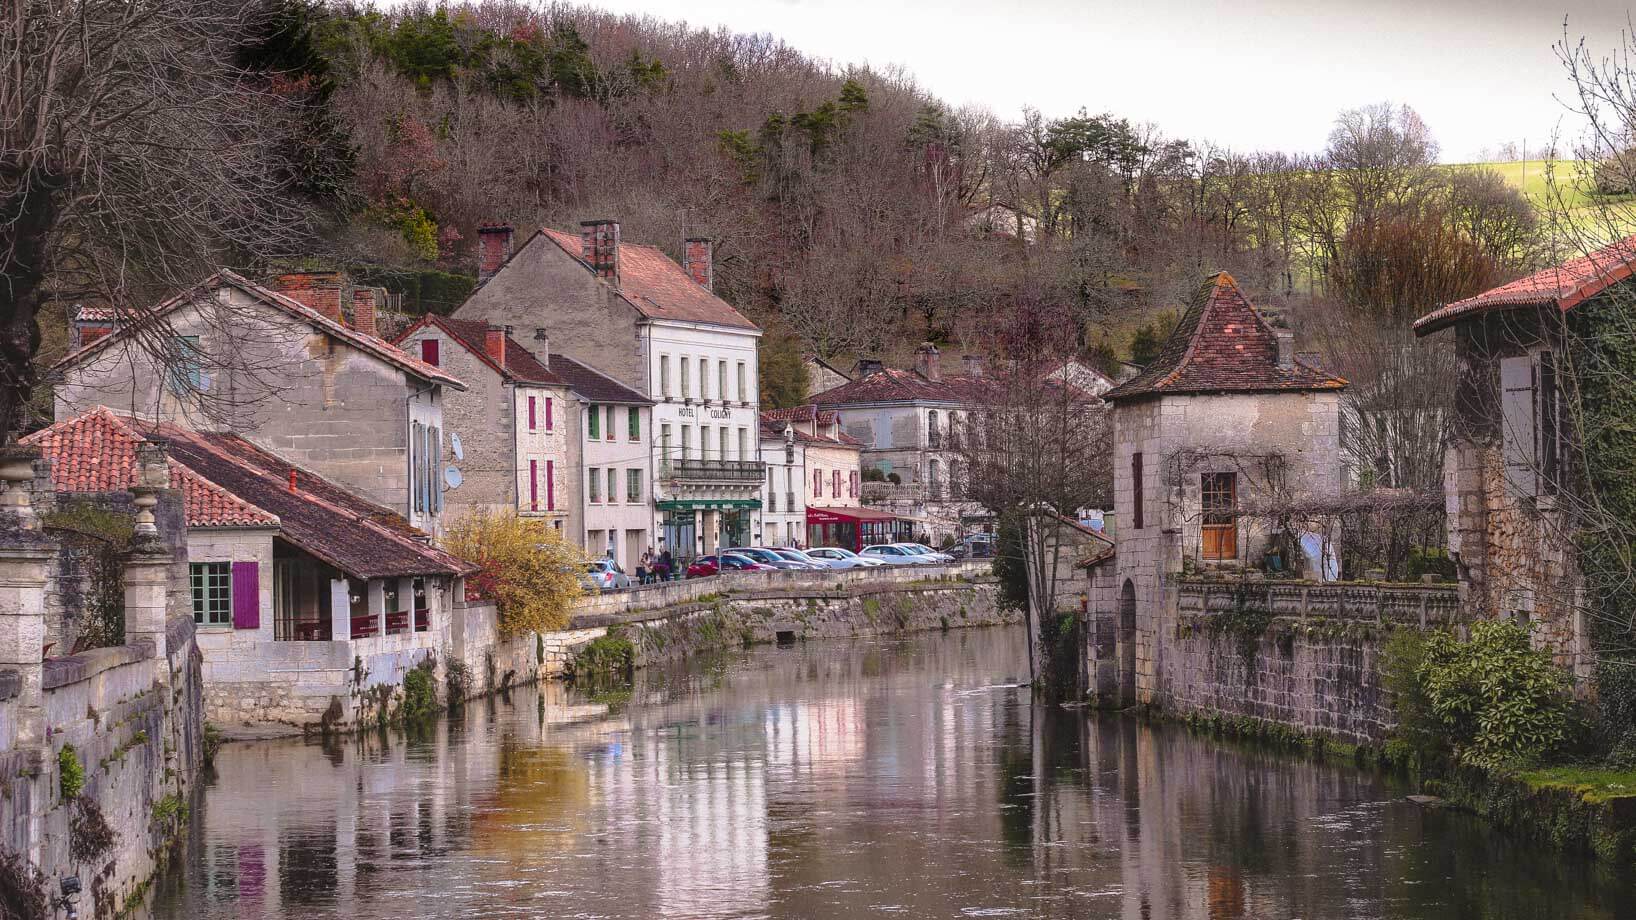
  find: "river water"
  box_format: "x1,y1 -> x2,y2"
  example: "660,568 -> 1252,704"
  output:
149,626 -> 1631,920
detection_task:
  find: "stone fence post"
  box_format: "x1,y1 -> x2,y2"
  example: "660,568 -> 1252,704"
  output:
125,439 -> 173,667
0,446 -> 50,748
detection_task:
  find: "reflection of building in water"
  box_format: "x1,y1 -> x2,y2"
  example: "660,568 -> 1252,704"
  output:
763,699 -> 866,770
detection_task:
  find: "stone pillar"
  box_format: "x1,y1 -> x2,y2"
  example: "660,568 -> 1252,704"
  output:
123,542 -> 171,663
330,579 -> 352,641
701,510 -> 719,555
0,446 -> 50,748
367,579 -> 385,636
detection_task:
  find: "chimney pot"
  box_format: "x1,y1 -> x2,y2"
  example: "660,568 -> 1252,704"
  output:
683,237 -> 714,292
857,358 -> 884,377
477,223 -> 514,281
274,271 -> 345,323
579,219 -> 621,285
915,342 -> 941,382
484,326 -> 506,367
352,288 -> 379,338
533,328 -> 550,366
1275,330 -> 1296,371
288,469 -> 297,492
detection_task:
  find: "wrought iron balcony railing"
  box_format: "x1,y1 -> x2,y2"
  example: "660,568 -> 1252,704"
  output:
660,458 -> 766,483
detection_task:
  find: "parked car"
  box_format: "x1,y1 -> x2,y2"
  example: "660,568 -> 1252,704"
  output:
896,542 -> 955,563
951,533 -> 996,559
770,548 -> 831,569
582,559 -> 632,591
726,547 -> 810,570
805,547 -> 887,569
686,553 -> 774,578
860,544 -> 935,565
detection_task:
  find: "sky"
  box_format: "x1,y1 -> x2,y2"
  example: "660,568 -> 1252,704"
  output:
588,0 -> 1636,162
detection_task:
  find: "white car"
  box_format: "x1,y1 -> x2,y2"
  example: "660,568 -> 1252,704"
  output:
896,543 -> 955,563
860,544 -> 937,565
805,547 -> 887,569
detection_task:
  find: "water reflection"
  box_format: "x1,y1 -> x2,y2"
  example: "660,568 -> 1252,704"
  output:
149,628 -> 1632,919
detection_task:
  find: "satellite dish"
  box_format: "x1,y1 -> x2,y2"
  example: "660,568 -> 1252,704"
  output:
450,433 -> 464,461
444,467 -> 463,489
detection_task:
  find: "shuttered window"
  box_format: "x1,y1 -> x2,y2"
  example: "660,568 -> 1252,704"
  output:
1132,452 -> 1144,530
588,405 -> 600,439
1500,355 -> 1538,498
191,562 -> 232,626
1201,473 -> 1237,561
420,338 -> 439,367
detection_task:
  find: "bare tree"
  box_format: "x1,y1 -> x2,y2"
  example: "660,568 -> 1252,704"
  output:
1,0 -> 315,437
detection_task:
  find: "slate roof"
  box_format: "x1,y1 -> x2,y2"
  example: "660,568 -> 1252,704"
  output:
1102,273 -> 1347,401
809,367 -> 986,406
1413,234 -> 1636,335
545,353 -> 651,405
25,408 -> 277,528
395,315 -> 566,386
52,270 -> 464,390
538,228 -> 759,330
27,409 -> 475,579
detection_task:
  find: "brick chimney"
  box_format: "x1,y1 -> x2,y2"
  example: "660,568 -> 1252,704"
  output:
275,271 -> 344,323
352,288 -> 378,338
478,223 -> 513,281
534,328 -> 550,367
857,358 -> 884,377
683,238 -> 714,291
915,342 -> 941,382
962,354 -> 983,377
580,219 -> 621,284
1274,330 -> 1295,370
485,325 -> 506,367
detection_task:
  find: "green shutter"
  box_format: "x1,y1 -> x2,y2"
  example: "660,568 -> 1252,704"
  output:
588,405 -> 599,439
628,407 -> 640,440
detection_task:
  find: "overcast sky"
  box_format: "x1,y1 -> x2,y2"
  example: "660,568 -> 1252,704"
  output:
589,0 -> 1634,162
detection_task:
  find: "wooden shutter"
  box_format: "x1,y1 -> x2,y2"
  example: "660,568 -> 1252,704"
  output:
529,459 -> 538,511
420,338 -> 439,367
231,562 -> 260,630
1500,355 -> 1537,498
528,396 -> 537,431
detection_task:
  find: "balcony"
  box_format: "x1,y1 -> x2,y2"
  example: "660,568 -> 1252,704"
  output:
661,458 -> 766,484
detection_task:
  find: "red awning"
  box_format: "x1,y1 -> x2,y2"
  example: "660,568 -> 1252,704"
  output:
805,506 -> 901,524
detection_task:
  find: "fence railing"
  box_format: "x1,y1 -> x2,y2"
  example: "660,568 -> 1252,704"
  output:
661,458 -> 766,483
1176,577 -> 1461,628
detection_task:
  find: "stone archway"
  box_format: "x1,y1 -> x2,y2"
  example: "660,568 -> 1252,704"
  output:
1118,579 -> 1137,706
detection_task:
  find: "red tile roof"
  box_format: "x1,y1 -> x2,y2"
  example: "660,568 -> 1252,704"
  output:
1102,273 -> 1347,401
394,316 -> 567,386
546,353 -> 650,405
26,409 -> 475,579
52,270 -> 465,390
25,408 -> 277,528
758,406 -> 860,446
538,228 -> 758,330
809,367 -> 986,406
1413,235 -> 1636,335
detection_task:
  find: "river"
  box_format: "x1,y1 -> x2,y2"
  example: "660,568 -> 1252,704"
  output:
148,626 -> 1631,920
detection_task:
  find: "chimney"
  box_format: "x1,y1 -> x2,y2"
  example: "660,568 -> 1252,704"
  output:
579,219 -> 621,284
962,354 -> 983,377
857,358 -> 884,377
1275,330 -> 1295,370
478,223 -> 513,281
274,271 -> 344,323
352,288 -> 378,338
915,342 -> 941,382
534,328 -> 550,367
683,237 -> 714,291
485,325 -> 506,367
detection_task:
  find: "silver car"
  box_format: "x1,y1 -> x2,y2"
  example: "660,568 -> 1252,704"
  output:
582,559 -> 632,591
802,547 -> 887,569
897,542 -> 954,563
860,544 -> 935,565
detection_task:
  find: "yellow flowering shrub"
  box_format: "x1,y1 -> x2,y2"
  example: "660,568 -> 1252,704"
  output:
442,510 -> 586,635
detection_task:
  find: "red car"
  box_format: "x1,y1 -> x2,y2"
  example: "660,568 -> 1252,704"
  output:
686,553 -> 773,578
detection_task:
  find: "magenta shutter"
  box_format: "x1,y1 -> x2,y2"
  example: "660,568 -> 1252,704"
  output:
528,396 -> 537,431
421,339 -> 439,366
231,561 -> 260,630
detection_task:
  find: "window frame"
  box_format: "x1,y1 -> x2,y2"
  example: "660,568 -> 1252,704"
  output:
1200,472 -> 1238,561
190,561 -> 232,627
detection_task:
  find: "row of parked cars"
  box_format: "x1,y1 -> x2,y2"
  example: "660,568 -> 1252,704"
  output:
685,543 -> 955,579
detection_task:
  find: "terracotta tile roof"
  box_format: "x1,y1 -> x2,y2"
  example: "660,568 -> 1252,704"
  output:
546,353 -> 650,405
538,228 -> 758,330
25,408 -> 278,528
1102,273 -> 1347,401
761,405 -> 840,426
758,419 -> 861,447
395,316 -> 567,386
1413,235 -> 1636,335
158,427 -> 477,579
758,406 -> 860,446
52,270 -> 465,391
809,367 -> 986,406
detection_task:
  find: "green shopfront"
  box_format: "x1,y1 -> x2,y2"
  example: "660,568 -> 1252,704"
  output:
658,498 -> 759,563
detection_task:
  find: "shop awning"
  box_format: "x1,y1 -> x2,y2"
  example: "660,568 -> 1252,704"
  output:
805,506 -> 902,524
656,498 -> 762,511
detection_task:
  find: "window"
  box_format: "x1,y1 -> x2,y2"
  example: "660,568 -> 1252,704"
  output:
1132,452 -> 1144,530
849,471 -> 858,497
529,459 -> 539,511
698,358 -> 708,399
628,407 -> 640,441
681,358 -> 691,398
604,405 -> 615,441
928,459 -> 942,499
429,425 -> 443,514
545,396 -> 554,431
948,459 -> 960,498
546,460 -> 556,510
588,405 -> 600,440
738,427 -> 748,461
813,469 -> 823,497
411,421 -> 424,513
1503,351 -> 1563,499
661,423 -> 672,460
832,469 -> 841,498
737,362 -> 747,402
191,562 -> 231,626
589,467 -> 601,503
607,468 -> 618,504
528,396 -> 537,431
927,410 -> 941,449
1201,472 -> 1237,561
420,338 -> 440,367
719,361 -> 728,401
701,425 -> 711,459
719,427 -> 729,461
627,468 -> 642,503
660,355 -> 671,397
681,426 -> 691,460
167,335 -> 203,395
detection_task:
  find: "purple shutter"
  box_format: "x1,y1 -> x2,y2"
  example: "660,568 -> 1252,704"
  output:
231,562 -> 260,630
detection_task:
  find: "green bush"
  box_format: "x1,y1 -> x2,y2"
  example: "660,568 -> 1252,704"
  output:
567,632 -> 634,687
1417,620 -> 1572,771
401,661 -> 439,723
1381,629 -> 1447,767
1404,547 -> 1457,581
58,746 -> 85,801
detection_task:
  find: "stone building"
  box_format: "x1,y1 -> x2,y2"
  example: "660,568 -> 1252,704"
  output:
810,343 -> 986,542
51,269 -> 463,536
27,408 -> 477,730
453,222 -> 763,562
1099,272 -> 1347,705
551,354 -> 655,570
1411,239 -> 1636,675
757,405 -> 865,547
